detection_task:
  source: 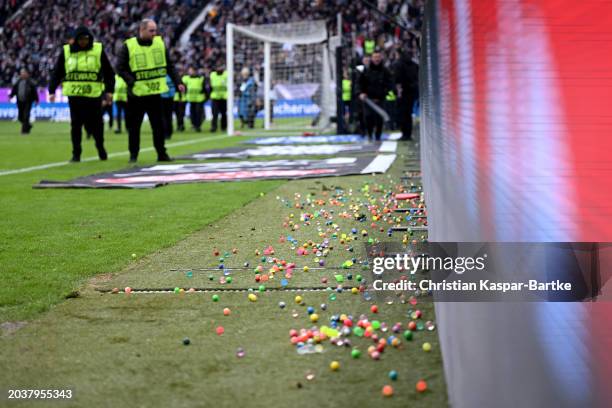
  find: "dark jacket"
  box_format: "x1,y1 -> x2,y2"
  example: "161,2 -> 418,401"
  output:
394,55 -> 419,99
115,36 -> 182,95
48,26 -> 115,94
357,62 -> 393,101
10,78 -> 39,104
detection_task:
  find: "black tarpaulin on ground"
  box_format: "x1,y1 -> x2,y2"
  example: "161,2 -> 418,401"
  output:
34,155 -> 396,189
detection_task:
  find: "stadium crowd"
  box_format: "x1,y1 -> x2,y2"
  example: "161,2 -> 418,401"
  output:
0,0 -> 205,86
1,0 -> 424,87
186,0 -> 423,72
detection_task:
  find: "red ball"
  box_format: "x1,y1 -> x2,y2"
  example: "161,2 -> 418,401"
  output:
216,326 -> 225,336
382,385 -> 394,397
408,321 -> 417,331
289,329 -> 298,337
416,380 -> 428,392
371,305 -> 379,313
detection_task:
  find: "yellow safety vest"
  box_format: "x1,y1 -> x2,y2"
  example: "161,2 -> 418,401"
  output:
113,75 -> 128,102
62,42 -> 104,97
173,91 -> 184,102
182,75 -> 205,103
125,36 -> 168,96
364,39 -> 375,55
209,71 -> 228,100
342,79 -> 351,102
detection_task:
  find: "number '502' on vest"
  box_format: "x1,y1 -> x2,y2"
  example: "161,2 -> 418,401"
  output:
125,36 -> 169,96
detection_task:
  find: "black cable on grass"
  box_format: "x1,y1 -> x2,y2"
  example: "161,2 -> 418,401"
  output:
96,286 -> 332,293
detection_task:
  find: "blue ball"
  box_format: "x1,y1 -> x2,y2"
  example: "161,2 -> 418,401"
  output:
389,370 -> 398,381
307,306 -> 315,315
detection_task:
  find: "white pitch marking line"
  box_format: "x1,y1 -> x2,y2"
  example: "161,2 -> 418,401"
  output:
0,134 -> 232,177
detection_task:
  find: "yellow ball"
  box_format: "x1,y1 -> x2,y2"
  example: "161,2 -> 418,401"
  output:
303,266 -> 309,272
295,295 -> 303,304
248,293 -> 258,302
422,342 -> 432,352
351,287 -> 359,294
310,313 -> 319,323
330,361 -> 340,371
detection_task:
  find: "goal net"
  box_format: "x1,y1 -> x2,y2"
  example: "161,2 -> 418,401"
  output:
226,20 -> 337,135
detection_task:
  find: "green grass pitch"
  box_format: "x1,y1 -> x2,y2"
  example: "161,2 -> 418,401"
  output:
0,120 -> 447,407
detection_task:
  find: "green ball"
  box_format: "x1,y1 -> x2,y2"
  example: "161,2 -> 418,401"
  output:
353,327 -> 364,337
174,287 -> 180,294
351,348 -> 362,359
356,274 -> 362,282
208,274 -> 214,281
212,294 -> 220,302
372,320 -> 381,330
226,276 -> 233,283
258,285 -> 266,292
403,330 -> 413,341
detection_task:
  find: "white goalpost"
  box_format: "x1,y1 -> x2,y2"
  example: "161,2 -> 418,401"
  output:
226,20 -> 338,135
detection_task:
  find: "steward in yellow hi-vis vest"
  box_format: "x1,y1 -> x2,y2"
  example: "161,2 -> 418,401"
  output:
48,25 -> 114,162
113,75 -> 128,134
181,66 -> 207,132
364,39 -> 375,55
209,64 -> 227,132
342,79 -> 352,102
116,19 -> 184,162
173,75 -> 186,132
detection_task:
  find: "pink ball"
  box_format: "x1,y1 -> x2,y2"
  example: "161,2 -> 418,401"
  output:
124,287 -> 132,294
223,308 -> 231,316
216,326 -> 225,335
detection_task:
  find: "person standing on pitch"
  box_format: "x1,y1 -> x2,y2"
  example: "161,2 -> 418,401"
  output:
358,50 -> 392,142
173,72 -> 186,132
394,48 -> 419,140
160,74 -> 176,139
48,26 -> 114,162
238,67 -> 257,129
10,68 -> 38,134
209,63 -> 227,132
116,19 -> 184,162
113,74 -> 128,133
182,67 -> 206,132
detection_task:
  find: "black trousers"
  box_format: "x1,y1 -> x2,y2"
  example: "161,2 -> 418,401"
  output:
174,101 -> 185,130
398,95 -> 415,140
102,103 -> 113,128
17,101 -> 33,133
364,99 -> 384,141
385,100 -> 397,130
161,97 -> 174,139
189,102 -> 204,130
68,96 -> 106,159
126,94 -> 167,160
115,101 -> 127,132
211,99 -> 227,132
